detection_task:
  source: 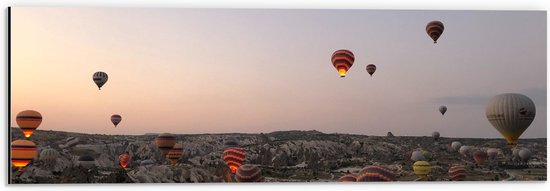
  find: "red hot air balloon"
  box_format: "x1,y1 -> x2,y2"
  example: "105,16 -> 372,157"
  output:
426,21 -> 444,43
236,165 -> 263,182
331,50 -> 355,78
448,164 -> 466,181
16,110 -> 42,138
473,150 -> 488,165
223,147 -> 246,173
119,153 -> 131,169
366,64 -> 376,77
111,114 -> 122,127
356,166 -> 396,182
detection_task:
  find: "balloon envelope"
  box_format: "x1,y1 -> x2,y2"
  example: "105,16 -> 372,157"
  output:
448,165 -> 466,181
111,115 -> 122,127
451,141 -> 462,151
356,166 -> 396,182
167,143 -> 184,165
426,21 -> 444,43
331,50 -> 354,77
473,150 -> 488,165
235,165 -> 263,182
155,133 -> 176,155
518,149 -> 531,162
11,140 -> 37,169
119,153 -> 131,169
413,161 -> 431,178
337,174 -> 357,182
366,64 -> 376,76
411,151 -> 426,162
486,93 -> 536,145
93,71 -> 108,90
224,147 -> 246,173
16,110 -> 42,138
432,131 -> 440,141
439,106 -> 447,115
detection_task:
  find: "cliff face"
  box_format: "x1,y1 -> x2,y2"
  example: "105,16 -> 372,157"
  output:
9,129 -> 547,183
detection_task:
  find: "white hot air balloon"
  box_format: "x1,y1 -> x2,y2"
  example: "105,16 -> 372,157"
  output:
459,146 -> 473,156
451,141 -> 462,151
518,148 -> 532,162
411,151 -> 426,162
486,93 -> 536,145
432,131 -> 440,141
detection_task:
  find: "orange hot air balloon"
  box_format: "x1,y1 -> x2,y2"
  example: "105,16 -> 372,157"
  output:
331,49 -> 355,77
11,139 -> 37,171
155,133 -> 176,155
16,110 -> 42,138
111,114 -> 122,127
337,174 -> 357,182
426,21 -> 444,43
119,153 -> 131,169
223,147 -> 246,173
167,143 -> 184,165
366,64 -> 376,77
235,165 -> 264,182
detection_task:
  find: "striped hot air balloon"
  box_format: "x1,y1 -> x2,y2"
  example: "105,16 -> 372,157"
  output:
119,153 -> 131,169
356,166 -> 396,182
413,161 -> 431,178
473,150 -> 488,165
11,140 -> 37,171
155,133 -> 176,155
426,21 -> 444,43
167,143 -> 184,165
235,164 -> 263,182
366,64 -> 376,77
337,174 -> 357,182
224,147 -> 246,173
93,71 -> 108,90
331,49 -> 355,78
16,110 -> 42,138
111,115 -> 122,127
448,165 -> 466,181
39,148 -> 59,164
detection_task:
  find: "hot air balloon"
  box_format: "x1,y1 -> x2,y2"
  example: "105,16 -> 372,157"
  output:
167,143 -> 184,165
487,148 -> 499,160
11,140 -> 37,171
155,133 -> 176,155
331,49 -> 355,78
439,106 -> 447,116
426,21 -> 444,43
413,161 -> 431,179
451,141 -> 462,151
473,150 -> 488,165
459,146 -> 473,156
16,110 -> 42,138
93,71 -> 108,90
78,155 -> 96,169
223,147 -> 246,173
119,153 -> 131,169
448,165 -> 466,181
337,174 -> 357,182
366,64 -> 376,77
411,151 -> 426,162
432,131 -> 440,141
356,166 -> 396,181
422,150 -> 432,161
518,149 -> 531,162
111,115 -> 122,127
235,165 -> 263,182
486,93 -> 536,145
39,148 -> 59,165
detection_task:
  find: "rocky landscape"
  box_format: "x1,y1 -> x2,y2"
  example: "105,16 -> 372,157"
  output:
9,128 -> 547,183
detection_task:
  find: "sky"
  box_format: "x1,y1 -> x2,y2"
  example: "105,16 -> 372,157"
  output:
10,8 -> 547,138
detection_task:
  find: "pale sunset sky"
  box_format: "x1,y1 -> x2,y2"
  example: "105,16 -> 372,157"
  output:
10,8 -> 546,137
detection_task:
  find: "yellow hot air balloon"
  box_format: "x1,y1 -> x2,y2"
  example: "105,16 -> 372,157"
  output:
486,93 -> 536,145
413,161 -> 431,179
16,110 -> 42,138
11,139 -> 37,171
